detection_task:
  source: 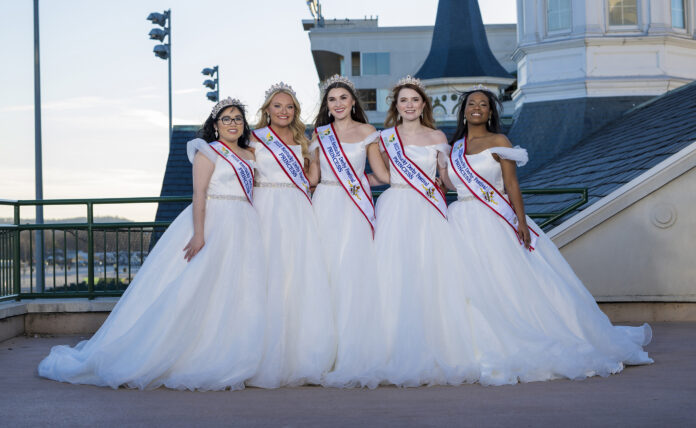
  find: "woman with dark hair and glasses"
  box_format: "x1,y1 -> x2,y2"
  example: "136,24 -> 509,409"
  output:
39,98 -> 267,391
441,86 -> 653,383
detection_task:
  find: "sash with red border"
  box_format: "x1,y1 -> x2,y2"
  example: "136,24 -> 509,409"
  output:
380,127 -> 447,219
449,137 -> 538,249
208,140 -> 254,205
252,126 -> 311,204
315,124 -> 376,234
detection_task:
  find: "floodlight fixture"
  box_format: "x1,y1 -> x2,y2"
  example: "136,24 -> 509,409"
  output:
153,44 -> 169,60
146,9 -> 173,144
201,65 -> 219,102
147,12 -> 168,27
149,28 -> 168,41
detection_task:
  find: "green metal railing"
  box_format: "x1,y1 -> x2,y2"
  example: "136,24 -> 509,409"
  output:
0,189 -> 586,302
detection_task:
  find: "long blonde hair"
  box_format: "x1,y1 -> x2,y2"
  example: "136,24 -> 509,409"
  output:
384,83 -> 436,130
255,89 -> 310,161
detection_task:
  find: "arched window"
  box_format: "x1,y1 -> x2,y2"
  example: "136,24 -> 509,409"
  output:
547,0 -> 572,32
608,0 -> 638,27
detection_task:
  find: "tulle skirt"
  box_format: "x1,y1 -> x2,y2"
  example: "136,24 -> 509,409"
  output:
312,183 -> 384,388
446,198 -> 653,383
374,188 -> 482,387
248,187 -> 336,388
38,199 -> 267,391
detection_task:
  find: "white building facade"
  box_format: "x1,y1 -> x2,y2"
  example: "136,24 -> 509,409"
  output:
303,18 -> 517,124
514,0 -> 696,108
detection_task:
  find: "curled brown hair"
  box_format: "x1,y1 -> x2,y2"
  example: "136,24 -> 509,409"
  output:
313,82 -> 368,129
383,83 -> 436,130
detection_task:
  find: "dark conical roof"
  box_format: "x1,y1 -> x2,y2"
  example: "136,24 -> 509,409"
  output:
415,0 -> 511,79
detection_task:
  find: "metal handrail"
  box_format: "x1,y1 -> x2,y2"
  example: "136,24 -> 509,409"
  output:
0,189 -> 587,301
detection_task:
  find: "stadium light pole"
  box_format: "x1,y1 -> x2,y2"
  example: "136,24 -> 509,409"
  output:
33,0 -> 45,292
147,10 -> 172,143
201,66 -> 219,102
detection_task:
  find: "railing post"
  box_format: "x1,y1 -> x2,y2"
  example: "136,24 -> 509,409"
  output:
87,202 -> 94,299
13,204 -> 21,300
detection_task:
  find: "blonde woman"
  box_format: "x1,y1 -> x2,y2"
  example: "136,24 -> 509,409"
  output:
308,75 -> 390,388
247,82 -> 336,388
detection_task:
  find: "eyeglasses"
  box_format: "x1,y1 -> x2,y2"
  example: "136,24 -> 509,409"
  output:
218,116 -> 244,125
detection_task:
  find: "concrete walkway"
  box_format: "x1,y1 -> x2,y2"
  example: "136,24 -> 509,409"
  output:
1,323 -> 694,427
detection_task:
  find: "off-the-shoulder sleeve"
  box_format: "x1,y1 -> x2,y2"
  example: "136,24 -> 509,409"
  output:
186,138 -> 217,164
432,144 -> 450,169
489,146 -> 528,167
362,131 -> 381,147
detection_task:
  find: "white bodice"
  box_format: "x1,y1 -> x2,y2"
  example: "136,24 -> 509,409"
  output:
312,132 -> 379,180
447,146 -> 529,197
386,144 -> 450,186
187,139 -> 254,198
251,141 -> 304,184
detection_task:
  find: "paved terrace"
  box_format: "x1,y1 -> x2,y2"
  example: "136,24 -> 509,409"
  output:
1,322 -> 694,427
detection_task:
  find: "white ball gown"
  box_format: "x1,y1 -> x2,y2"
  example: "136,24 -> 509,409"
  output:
446,146 -> 653,383
375,143 -> 485,387
38,140 -> 267,391
247,140 -> 336,388
310,132 -> 385,388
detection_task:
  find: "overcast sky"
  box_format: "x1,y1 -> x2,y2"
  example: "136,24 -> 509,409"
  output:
0,0 -> 517,221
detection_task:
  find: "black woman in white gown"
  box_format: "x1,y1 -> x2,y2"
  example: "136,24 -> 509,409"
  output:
441,87 -> 653,383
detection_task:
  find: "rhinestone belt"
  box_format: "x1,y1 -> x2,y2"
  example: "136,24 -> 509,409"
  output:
207,194 -> 247,202
458,188 -> 506,202
254,182 -> 297,189
389,183 -> 412,189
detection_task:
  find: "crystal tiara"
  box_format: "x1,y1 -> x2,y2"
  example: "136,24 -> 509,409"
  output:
320,74 -> 355,94
395,75 -> 425,90
210,97 -> 244,118
467,83 -> 493,93
264,81 -> 297,100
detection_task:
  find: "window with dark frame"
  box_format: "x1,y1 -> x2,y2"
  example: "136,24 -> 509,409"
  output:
351,52 -> 361,76
357,89 -> 377,111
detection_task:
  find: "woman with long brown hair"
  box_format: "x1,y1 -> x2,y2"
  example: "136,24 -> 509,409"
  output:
374,76 -> 482,387
308,75 -> 389,388
246,83 -> 336,388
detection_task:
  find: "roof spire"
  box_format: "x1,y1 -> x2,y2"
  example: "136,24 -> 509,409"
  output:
415,0 -> 511,79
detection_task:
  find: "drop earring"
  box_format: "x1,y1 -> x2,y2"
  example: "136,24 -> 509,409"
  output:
397,114 -> 401,121
214,129 -> 219,138
352,105 -> 355,114
266,113 -> 270,124
328,111 -> 332,118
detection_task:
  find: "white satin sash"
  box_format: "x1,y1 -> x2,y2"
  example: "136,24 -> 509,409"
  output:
252,126 -> 311,204
450,138 -> 538,249
380,127 -> 447,219
208,140 -> 254,205
316,124 -> 375,234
